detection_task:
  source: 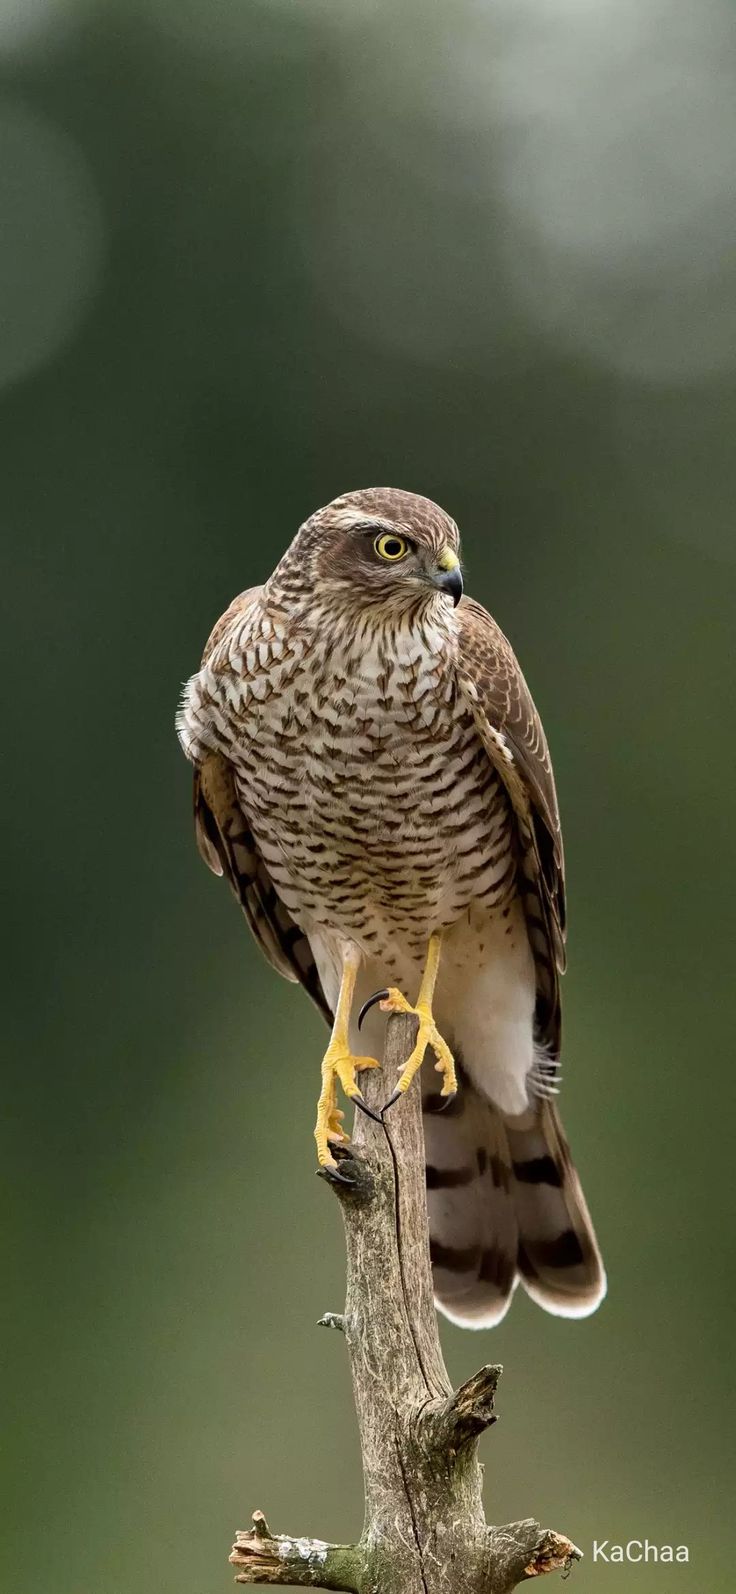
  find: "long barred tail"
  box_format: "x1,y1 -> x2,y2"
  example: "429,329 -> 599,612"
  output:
424,1072 -> 606,1327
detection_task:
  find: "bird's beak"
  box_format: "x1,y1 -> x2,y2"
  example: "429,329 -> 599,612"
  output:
434,546 -> 463,606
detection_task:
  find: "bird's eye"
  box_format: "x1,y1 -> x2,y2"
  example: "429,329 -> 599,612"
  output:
374,532 -> 409,562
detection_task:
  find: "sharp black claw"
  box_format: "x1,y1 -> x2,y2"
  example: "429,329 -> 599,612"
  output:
316,1144 -> 374,1199
316,1161 -> 357,1187
353,1096 -> 382,1123
381,1088 -> 403,1116
357,990 -> 390,1031
437,1090 -> 457,1112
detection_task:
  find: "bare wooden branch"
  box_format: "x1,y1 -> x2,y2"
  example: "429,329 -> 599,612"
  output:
230,1014 -> 582,1592
230,1512 -> 359,1590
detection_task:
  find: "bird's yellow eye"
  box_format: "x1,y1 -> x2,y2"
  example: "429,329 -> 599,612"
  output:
374,532 -> 409,562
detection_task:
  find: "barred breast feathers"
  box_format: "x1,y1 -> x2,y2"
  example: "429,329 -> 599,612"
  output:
176,488 -> 605,1328
179,580 -> 460,765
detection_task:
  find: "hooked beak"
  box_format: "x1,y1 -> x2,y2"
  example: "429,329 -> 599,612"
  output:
434,546 -> 463,606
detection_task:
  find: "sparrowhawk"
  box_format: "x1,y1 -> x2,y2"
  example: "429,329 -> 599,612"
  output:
177,488 -> 605,1326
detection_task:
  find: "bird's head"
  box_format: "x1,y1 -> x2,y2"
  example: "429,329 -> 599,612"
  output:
279,488 -> 463,615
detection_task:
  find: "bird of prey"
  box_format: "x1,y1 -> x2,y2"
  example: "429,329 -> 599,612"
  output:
177,488 -> 605,1327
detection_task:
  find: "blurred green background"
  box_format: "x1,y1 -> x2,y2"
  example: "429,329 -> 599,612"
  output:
3,2 -> 734,1591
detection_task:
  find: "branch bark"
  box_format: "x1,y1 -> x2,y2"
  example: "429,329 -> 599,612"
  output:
230,1014 -> 582,1593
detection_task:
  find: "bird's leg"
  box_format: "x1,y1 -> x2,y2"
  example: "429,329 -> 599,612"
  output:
314,944 -> 382,1170
359,931 -> 457,1113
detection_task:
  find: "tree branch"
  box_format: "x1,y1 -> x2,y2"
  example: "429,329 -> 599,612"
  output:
230,1014 -> 582,1592
230,1512 -> 360,1590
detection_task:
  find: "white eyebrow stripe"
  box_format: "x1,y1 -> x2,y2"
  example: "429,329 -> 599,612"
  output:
330,507 -> 395,532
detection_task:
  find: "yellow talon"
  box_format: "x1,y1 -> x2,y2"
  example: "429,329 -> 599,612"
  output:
380,991 -> 457,1106
313,934 -> 454,1168
372,933 -> 456,1110
315,1046 -> 380,1169
313,941 -> 382,1170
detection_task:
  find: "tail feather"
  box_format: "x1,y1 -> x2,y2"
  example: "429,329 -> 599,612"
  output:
507,1101 -> 606,1319
425,1073 -> 605,1328
423,1070 -> 519,1327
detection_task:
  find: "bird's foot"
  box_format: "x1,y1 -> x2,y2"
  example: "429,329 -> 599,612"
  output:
314,1045 -> 381,1170
358,987 -> 457,1113
316,1141 -> 373,1193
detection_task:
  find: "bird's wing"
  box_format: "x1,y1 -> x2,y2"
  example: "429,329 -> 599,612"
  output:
192,587 -> 332,1025
455,596 -> 566,1053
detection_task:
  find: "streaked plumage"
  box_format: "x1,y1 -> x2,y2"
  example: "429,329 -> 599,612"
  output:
177,488 -> 605,1326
